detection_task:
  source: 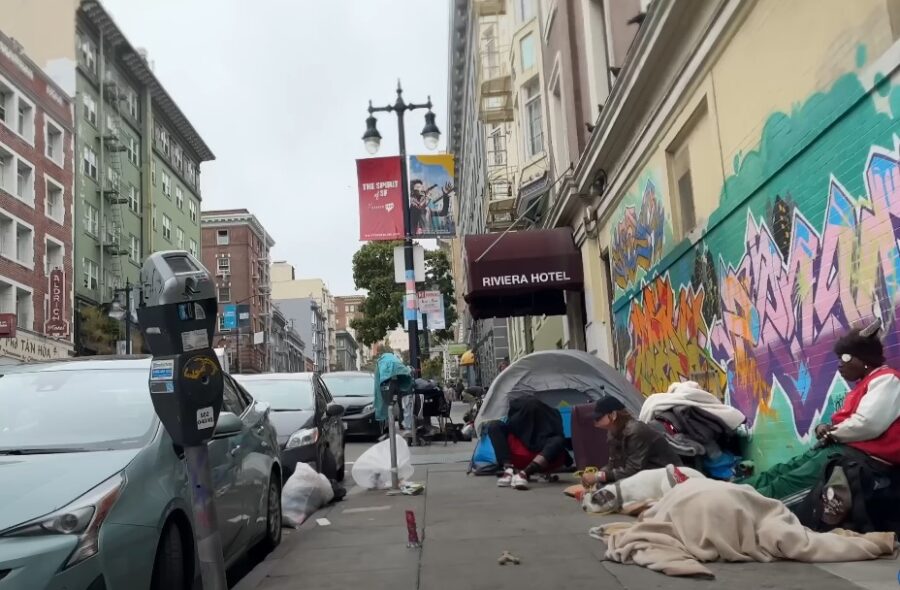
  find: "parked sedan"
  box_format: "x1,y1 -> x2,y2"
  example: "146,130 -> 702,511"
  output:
0,356 -> 283,590
321,371 -> 383,440
234,373 -> 345,481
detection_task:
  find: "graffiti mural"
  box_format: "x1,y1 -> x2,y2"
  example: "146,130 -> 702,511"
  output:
610,180 -> 667,293
626,276 -> 727,398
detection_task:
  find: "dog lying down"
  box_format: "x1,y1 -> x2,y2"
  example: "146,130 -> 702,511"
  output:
582,465 -> 706,514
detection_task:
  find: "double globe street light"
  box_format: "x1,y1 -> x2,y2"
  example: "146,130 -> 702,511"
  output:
362,81 -> 441,377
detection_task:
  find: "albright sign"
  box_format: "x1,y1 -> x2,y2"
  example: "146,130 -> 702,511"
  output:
481,271 -> 574,288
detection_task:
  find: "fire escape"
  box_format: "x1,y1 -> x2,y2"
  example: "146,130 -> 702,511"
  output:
99,72 -> 130,302
477,0 -> 516,233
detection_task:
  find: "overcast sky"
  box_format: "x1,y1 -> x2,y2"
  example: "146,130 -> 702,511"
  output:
104,0 -> 450,295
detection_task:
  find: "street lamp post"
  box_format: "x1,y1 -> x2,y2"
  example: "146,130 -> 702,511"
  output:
109,280 -> 135,354
363,81 -> 441,376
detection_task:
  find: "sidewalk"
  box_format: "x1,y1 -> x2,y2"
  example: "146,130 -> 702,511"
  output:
236,442 -> 900,590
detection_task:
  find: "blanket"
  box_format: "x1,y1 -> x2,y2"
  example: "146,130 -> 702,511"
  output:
639,381 -> 746,430
593,478 -> 896,578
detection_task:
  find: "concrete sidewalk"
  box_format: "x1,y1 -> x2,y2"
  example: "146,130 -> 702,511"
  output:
237,446 -> 900,590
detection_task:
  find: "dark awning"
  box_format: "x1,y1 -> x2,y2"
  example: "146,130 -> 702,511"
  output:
464,228 -> 584,320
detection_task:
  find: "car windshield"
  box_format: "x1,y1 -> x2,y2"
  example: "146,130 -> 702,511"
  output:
0,368 -> 157,453
321,374 -> 374,398
236,378 -> 315,411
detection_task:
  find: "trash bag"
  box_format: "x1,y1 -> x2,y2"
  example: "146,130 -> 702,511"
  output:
281,463 -> 335,528
352,436 -> 414,489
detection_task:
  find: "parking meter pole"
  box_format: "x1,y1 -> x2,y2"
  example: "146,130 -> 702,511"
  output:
183,445 -> 228,590
382,378 -> 400,490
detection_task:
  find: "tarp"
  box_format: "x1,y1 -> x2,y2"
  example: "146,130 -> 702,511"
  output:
373,353 -> 413,422
474,349 -> 644,434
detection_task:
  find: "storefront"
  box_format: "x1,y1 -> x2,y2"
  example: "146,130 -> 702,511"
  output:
0,329 -> 74,366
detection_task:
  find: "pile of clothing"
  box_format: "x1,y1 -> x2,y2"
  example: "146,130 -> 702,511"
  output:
639,381 -> 746,479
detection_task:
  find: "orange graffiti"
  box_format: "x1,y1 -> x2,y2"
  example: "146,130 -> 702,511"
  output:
626,277 -> 727,398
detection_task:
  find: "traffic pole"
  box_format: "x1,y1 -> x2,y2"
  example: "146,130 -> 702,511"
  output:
183,445 -> 228,590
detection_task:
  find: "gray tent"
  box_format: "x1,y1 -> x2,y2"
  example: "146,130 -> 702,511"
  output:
474,349 -> 643,433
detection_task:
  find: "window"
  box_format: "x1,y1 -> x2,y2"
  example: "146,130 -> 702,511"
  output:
129,234 -> 140,263
189,238 -> 198,258
83,201 -> 99,235
161,172 -> 171,196
82,94 -> 97,126
126,135 -> 139,166
0,145 -> 11,195
175,186 -> 183,209
152,204 -> 157,231
173,145 -> 183,171
218,286 -> 231,302
14,97 -> 33,142
548,61 -> 570,178
45,177 -> 64,223
45,237 -> 63,275
128,184 -> 140,214
517,0 -> 535,21
151,159 -> 156,186
216,229 -> 229,245
159,129 -> 169,155
79,35 -> 97,73
106,166 -> 120,192
0,81 -> 11,125
520,34 -> 535,70
45,119 -> 64,164
162,215 -> 171,241
124,87 -> 138,119
523,80 -> 544,157
671,145 -> 696,236
82,145 -> 97,179
16,159 -> 34,204
82,257 -> 99,290
175,226 -> 184,249
189,199 -> 197,223
217,257 -> 230,273
0,210 -> 34,268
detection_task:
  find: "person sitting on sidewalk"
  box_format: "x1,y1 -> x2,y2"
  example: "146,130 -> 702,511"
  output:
741,321 -> 900,505
580,394 -> 683,489
487,396 -> 572,490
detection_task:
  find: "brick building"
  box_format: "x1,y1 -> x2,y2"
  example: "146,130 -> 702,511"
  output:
0,31 -> 75,362
201,209 -> 273,374
334,294 -> 364,332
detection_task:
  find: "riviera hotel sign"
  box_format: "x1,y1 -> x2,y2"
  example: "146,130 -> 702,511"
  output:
481,271 -> 573,288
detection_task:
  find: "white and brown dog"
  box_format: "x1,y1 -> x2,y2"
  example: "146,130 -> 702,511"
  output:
582,464 -> 706,514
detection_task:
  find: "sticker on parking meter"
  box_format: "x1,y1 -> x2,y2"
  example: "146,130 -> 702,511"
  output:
181,329 -> 209,351
193,303 -> 207,320
197,406 -> 215,430
150,381 -> 175,393
150,359 -> 175,381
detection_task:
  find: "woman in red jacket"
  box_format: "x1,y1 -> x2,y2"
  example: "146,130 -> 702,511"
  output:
743,319 -> 900,505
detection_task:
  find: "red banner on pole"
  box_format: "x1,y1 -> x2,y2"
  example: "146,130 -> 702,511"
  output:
357,156 -> 404,241
45,269 -> 69,338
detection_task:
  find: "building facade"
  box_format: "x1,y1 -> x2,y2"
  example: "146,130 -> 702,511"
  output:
335,330 -> 359,371
201,209 -> 274,374
274,297 -> 326,372
271,263 -> 336,371
335,294 -> 364,332
0,31 -> 75,362
270,305 -> 306,373
3,0 -> 214,354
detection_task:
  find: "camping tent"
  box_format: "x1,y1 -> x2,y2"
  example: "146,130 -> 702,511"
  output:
474,349 -> 643,434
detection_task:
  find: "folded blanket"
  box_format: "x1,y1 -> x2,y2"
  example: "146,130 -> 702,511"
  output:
593,478 -> 896,578
639,381 -> 746,430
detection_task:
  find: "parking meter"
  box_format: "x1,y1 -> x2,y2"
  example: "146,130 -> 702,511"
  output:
136,251 -> 223,447
136,250 -> 228,590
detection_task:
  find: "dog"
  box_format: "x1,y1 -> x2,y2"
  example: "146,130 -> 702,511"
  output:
582,465 -> 706,514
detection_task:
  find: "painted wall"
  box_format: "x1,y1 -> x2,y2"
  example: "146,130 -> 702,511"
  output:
602,0 -> 900,469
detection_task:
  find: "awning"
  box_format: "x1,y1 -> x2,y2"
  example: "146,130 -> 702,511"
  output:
464,228 -> 584,320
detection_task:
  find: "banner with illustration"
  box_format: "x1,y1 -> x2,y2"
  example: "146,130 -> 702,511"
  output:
408,154 -> 456,238
357,156 -> 404,241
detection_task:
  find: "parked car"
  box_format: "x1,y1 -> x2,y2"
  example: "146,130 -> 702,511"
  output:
0,356 -> 283,590
234,373 -> 345,481
321,371 -> 383,440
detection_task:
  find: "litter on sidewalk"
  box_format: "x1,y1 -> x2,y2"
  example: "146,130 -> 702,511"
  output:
406,510 -> 421,548
498,551 -> 521,565
315,518 -> 331,527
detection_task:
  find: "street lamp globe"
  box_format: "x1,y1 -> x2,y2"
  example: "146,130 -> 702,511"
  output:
421,110 -> 441,150
362,114 -> 382,155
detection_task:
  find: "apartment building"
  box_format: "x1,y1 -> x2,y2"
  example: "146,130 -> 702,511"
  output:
201,209 -> 274,374
274,296 -> 326,373
270,305 -> 306,373
271,263 -> 336,371
0,31 -> 75,362
335,294 -> 364,332
335,330 -> 359,371
4,0 -> 214,353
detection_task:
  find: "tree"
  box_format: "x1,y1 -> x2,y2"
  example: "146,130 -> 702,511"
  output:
78,305 -> 117,355
421,355 -> 444,381
350,241 -> 457,346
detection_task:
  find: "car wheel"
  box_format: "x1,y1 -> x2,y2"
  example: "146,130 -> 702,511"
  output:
150,522 -> 187,590
257,472 -> 283,553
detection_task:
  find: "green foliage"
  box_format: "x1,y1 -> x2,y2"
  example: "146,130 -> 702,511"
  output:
350,241 -> 457,347
78,305 -> 117,355
421,355 -> 443,381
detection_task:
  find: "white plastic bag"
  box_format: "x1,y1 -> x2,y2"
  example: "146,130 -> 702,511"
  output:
351,436 -> 414,490
281,463 -> 335,527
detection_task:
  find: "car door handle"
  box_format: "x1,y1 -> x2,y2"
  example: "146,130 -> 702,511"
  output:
230,445 -> 241,457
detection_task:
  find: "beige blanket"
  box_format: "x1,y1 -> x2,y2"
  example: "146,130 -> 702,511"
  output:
593,478 -> 896,578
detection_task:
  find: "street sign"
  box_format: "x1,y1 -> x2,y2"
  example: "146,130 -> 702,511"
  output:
237,304 -> 251,328
0,314 -> 16,338
417,291 -> 446,330
222,305 -> 237,330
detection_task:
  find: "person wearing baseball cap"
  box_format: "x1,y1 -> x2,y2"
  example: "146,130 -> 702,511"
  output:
581,392 -> 682,488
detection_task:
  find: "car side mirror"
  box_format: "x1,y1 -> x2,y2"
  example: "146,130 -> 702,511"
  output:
326,404 -> 345,418
256,401 -> 271,418
213,412 -> 243,439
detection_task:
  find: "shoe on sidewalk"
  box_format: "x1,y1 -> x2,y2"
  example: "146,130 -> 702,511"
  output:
512,472 -> 530,490
497,467 -> 515,487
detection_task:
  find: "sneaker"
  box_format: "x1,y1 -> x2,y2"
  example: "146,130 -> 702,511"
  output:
497,467 -> 515,487
512,472 -> 530,490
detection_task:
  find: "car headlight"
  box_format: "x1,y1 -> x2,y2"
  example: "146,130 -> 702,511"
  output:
363,403 -> 374,414
286,427 -> 319,449
2,473 -> 125,569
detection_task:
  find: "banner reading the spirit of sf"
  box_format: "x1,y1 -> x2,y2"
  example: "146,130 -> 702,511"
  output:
408,154 -> 456,238
357,156 -> 404,241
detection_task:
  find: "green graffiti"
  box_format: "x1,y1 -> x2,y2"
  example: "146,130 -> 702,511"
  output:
856,44 -> 867,68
